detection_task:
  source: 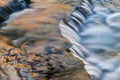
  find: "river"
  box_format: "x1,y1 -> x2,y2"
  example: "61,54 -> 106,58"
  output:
60,0 -> 120,80
1,0 -> 120,80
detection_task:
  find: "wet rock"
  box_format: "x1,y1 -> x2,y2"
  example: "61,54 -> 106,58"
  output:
0,65 -> 21,80
0,26 -> 90,79
0,0 -> 90,80
0,0 -> 10,7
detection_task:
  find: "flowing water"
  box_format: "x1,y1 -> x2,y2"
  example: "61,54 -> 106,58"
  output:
1,0 -> 120,80
0,0 -> 31,26
60,0 -> 120,80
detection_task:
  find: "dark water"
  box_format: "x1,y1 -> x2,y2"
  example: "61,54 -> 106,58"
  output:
0,0 -> 31,25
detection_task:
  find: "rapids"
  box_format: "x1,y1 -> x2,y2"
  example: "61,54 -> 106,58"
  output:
0,0 -> 120,80
60,0 -> 120,80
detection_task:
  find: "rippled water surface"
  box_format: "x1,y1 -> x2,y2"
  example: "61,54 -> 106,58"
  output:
60,0 -> 120,80
1,0 -> 120,80
0,0 -> 91,80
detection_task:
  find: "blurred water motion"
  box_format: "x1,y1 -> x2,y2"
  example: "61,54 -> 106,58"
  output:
60,0 -> 120,80
1,0 -> 120,80
0,0 -> 90,80
0,0 -> 31,26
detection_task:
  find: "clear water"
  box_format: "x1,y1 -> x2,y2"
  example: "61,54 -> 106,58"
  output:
1,0 -> 120,80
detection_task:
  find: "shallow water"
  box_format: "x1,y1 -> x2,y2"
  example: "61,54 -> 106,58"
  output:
0,0 -> 31,26
60,0 -> 120,80
1,0 -> 120,80
0,0 -> 91,80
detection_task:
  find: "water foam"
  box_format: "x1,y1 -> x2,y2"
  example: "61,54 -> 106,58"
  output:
60,0 -> 120,80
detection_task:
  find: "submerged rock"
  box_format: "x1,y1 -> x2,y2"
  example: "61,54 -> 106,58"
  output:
0,34 -> 90,80
0,0 -> 90,80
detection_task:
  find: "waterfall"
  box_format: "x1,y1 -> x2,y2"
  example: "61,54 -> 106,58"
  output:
60,0 -> 120,80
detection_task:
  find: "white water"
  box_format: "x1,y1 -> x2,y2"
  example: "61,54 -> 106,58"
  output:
60,0 -> 120,80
